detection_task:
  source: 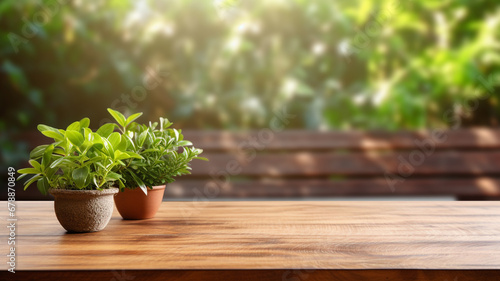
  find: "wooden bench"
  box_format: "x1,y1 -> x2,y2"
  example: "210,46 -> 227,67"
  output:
168,128 -> 500,200
11,128 -> 500,200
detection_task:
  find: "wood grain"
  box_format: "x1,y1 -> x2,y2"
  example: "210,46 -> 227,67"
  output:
180,128 -> 500,151
166,177 -> 500,198
2,201 -> 500,280
15,176 -> 500,200
189,151 -> 500,176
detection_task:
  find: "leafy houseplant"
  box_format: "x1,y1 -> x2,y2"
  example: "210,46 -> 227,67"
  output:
107,109 -> 207,219
17,117 -> 142,232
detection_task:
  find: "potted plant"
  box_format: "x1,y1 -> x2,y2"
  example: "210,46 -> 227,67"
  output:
107,109 -> 207,220
17,116 -> 142,232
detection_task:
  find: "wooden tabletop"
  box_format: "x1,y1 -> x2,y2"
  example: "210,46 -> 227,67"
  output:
3,201 -> 500,280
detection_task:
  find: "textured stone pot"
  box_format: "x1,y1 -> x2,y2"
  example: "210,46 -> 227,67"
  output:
114,185 -> 166,220
49,188 -> 119,233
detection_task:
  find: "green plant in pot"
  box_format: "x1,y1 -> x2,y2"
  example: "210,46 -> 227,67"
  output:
17,117 -> 141,232
107,109 -> 207,220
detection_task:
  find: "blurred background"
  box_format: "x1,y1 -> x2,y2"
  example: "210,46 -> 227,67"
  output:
2,0 -> 500,200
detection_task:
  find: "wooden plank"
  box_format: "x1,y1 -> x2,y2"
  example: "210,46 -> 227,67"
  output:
189,151 -> 500,176
8,270 -> 500,281
166,177 -> 500,198
5,201 -> 500,275
181,128 -> 500,151
17,128 -> 500,151
12,177 -> 500,200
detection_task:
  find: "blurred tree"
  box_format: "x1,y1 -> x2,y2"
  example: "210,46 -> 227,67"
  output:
1,0 -> 499,140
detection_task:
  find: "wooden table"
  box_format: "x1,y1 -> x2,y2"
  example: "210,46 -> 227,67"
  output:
2,201 -> 500,280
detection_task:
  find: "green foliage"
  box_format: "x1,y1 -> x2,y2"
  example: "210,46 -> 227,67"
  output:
107,109 -> 207,195
17,117 -> 141,195
1,0 -> 500,132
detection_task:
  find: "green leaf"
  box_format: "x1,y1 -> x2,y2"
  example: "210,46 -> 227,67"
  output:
66,121 -> 80,131
53,148 -> 66,155
17,173 -> 30,181
82,156 -> 104,166
177,140 -> 192,146
45,166 -> 57,179
41,130 -> 64,141
30,145 -> 49,159
164,118 -> 173,128
138,130 -> 148,147
80,118 -> 90,128
66,130 -> 84,147
92,133 -> 104,145
95,162 -> 106,170
22,174 -> 41,190
83,127 -> 93,141
116,178 -> 125,189
100,137 -> 114,157
92,142 -> 104,150
105,171 -> 122,181
96,123 -> 116,138
114,150 -> 133,161
173,128 -> 179,141
123,134 -> 135,150
93,176 -> 100,187
72,166 -> 90,188
38,124 -> 64,141
147,131 -> 155,145
18,168 -> 41,175
142,148 -> 160,154
49,157 -> 69,169
128,170 -> 148,195
28,160 -> 42,171
80,140 -> 91,153
125,151 -> 143,159
107,108 -> 126,127
115,136 -> 128,152
41,144 -> 54,169
108,132 -> 121,149
37,177 -> 50,195
37,124 -> 59,134
125,112 -> 143,127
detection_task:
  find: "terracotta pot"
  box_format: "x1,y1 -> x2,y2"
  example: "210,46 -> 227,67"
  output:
114,185 -> 166,219
49,188 -> 119,233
